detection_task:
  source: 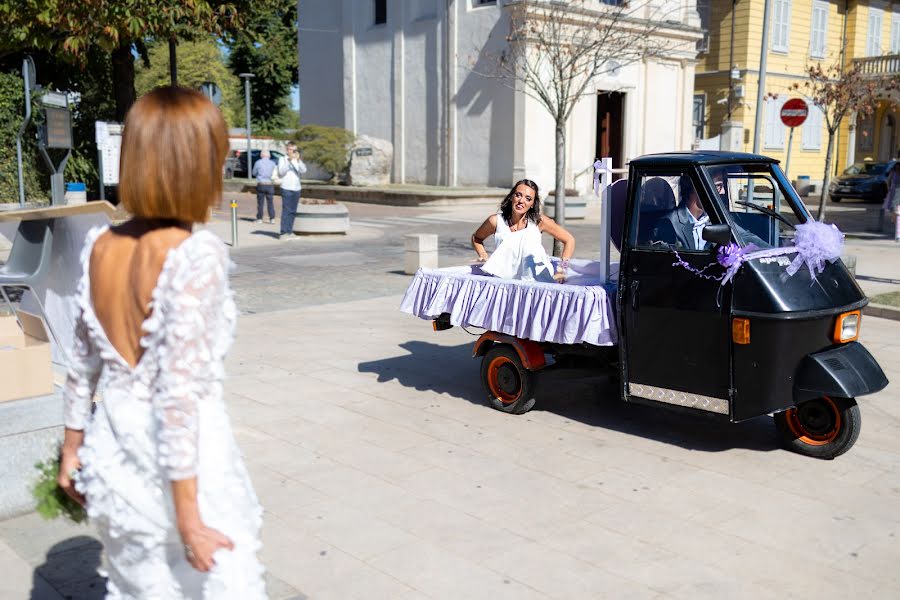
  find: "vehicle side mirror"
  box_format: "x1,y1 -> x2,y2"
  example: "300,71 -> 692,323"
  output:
702,224 -> 732,247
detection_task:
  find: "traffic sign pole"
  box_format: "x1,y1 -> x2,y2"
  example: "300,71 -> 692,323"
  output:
785,127 -> 795,179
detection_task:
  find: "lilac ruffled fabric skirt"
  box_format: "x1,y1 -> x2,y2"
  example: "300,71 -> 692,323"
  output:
399,260 -> 618,347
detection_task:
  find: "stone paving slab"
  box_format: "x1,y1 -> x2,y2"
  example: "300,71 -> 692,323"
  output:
1,294 -> 898,599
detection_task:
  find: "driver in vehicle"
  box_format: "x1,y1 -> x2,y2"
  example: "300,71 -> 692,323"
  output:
653,178 -> 713,250
654,174 -> 771,251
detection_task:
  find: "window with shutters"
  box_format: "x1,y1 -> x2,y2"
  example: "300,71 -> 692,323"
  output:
771,0 -> 792,53
891,10 -> 900,53
867,7 -> 883,56
809,1 -> 828,58
801,103 -> 824,151
764,97 -> 787,150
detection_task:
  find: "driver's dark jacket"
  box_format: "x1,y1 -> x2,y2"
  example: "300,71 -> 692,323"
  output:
653,204 -> 769,250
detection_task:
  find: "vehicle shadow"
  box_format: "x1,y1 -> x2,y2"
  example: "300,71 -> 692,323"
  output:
358,340 -> 779,454
31,535 -> 105,599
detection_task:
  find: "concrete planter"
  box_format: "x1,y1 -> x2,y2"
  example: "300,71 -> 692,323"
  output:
294,202 -> 350,234
544,194 -> 587,220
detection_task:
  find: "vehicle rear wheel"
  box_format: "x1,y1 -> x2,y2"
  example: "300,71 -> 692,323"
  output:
774,396 -> 860,459
481,345 -> 536,415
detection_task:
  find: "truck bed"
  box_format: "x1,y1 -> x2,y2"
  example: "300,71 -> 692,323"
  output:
400,260 -> 618,347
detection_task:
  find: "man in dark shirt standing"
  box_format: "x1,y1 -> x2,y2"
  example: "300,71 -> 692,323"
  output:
252,150 -> 277,224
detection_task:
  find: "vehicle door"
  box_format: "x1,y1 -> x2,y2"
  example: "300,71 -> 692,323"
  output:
619,168 -> 732,418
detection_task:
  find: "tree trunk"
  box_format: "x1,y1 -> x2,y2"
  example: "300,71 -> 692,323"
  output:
818,131 -> 836,221
169,38 -> 178,86
111,43 -> 136,122
552,121 -> 566,257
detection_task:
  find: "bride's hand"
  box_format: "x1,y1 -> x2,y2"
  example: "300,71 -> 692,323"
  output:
57,447 -> 86,507
181,522 -> 235,572
472,254 -> 489,264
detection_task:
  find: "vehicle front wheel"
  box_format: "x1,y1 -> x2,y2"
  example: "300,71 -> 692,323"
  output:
480,345 -> 536,415
774,396 -> 860,459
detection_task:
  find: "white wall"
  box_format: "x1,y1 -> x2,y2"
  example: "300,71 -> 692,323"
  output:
298,0 -> 701,187
298,0 -> 344,127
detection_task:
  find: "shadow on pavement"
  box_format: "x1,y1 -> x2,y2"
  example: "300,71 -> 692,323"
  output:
359,340 -> 779,454
31,535 -> 105,600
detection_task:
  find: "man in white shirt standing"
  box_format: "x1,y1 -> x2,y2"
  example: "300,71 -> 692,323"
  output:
277,141 -> 307,240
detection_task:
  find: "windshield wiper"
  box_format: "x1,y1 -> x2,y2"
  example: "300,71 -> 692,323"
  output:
734,200 -> 796,229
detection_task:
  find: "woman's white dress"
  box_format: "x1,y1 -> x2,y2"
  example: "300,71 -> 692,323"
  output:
63,226 -> 267,599
481,213 -> 556,282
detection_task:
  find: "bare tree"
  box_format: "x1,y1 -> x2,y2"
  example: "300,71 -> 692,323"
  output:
802,62 -> 894,221
480,0 -> 690,255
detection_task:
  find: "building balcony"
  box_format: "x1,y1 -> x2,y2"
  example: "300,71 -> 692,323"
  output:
853,54 -> 900,76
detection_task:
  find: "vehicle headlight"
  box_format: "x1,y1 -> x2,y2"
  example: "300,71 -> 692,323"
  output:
833,310 -> 861,343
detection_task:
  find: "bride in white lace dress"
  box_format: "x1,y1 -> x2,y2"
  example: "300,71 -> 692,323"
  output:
57,87 -> 267,599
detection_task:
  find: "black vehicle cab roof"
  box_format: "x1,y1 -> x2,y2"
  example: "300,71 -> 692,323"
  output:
629,151 -> 779,168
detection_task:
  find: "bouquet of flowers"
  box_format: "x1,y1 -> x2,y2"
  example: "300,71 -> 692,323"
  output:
32,448 -> 87,523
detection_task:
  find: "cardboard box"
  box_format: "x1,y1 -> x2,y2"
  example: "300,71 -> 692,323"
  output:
0,311 -> 53,403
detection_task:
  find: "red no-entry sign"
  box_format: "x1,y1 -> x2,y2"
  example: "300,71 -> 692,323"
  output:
780,98 -> 809,128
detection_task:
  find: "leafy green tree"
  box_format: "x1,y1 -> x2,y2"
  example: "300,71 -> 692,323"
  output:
136,40 -> 241,125
0,0 -> 242,120
225,0 -> 297,133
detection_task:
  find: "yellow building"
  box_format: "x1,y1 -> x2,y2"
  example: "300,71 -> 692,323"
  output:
694,0 -> 900,190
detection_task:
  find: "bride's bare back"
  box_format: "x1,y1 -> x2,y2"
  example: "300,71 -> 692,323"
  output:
89,221 -> 191,368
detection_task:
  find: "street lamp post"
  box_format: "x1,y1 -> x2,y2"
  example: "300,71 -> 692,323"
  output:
239,73 -> 254,179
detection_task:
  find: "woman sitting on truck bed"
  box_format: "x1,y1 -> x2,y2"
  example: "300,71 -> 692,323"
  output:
471,179 -> 576,283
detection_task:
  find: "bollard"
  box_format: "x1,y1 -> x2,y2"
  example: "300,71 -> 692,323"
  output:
404,233 -> 438,274
231,201 -> 238,248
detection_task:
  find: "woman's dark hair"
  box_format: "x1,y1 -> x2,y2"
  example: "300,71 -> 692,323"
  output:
500,179 -> 542,225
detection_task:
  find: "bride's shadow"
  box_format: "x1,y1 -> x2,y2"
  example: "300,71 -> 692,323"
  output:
31,536 -> 105,599
358,340 -> 778,453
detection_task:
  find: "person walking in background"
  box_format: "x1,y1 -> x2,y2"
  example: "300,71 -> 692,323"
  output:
252,150 -> 277,224
57,87 -> 267,598
884,162 -> 900,242
276,141 -> 307,240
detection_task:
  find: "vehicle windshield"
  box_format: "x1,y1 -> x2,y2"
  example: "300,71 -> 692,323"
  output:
703,163 -> 810,249
842,162 -> 889,176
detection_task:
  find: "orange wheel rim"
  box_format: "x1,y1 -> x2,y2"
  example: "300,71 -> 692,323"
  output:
784,397 -> 841,446
487,356 -> 521,405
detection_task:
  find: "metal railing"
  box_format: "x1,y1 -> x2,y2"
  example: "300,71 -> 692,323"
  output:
853,54 -> 900,75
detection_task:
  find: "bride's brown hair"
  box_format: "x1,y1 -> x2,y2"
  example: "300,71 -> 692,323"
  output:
119,86 -> 229,223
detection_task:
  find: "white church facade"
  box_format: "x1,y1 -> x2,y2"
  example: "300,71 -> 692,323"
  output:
298,0 -> 704,192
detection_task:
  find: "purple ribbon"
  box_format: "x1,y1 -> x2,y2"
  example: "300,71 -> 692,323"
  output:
675,221 -> 845,286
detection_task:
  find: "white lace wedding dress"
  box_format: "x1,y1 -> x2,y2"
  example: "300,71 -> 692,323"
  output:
63,226 -> 267,599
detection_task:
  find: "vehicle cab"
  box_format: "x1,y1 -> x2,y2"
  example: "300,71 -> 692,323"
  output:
619,151 -> 888,458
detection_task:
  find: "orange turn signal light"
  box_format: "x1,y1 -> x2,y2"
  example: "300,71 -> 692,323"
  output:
833,310 -> 861,344
732,317 -> 751,345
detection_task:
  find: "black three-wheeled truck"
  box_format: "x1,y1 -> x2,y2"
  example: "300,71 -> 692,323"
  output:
422,152 -> 889,459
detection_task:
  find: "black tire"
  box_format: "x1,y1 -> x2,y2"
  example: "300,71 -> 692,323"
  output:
480,345 -> 536,415
831,196 -> 842,203
774,397 -> 861,460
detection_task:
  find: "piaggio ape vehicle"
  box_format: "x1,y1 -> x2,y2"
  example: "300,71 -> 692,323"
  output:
401,152 -> 889,459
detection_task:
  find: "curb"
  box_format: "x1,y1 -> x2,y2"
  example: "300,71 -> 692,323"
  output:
864,303 -> 900,321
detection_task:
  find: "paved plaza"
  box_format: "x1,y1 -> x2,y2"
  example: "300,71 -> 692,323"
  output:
1,195 -> 898,599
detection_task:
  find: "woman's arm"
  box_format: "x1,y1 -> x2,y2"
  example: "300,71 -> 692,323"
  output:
471,215 -> 497,261
156,236 -> 234,572
539,216 -> 576,261
172,478 -> 234,572
58,305 -> 103,505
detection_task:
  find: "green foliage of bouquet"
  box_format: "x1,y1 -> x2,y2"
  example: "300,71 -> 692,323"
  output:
32,451 -> 87,523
